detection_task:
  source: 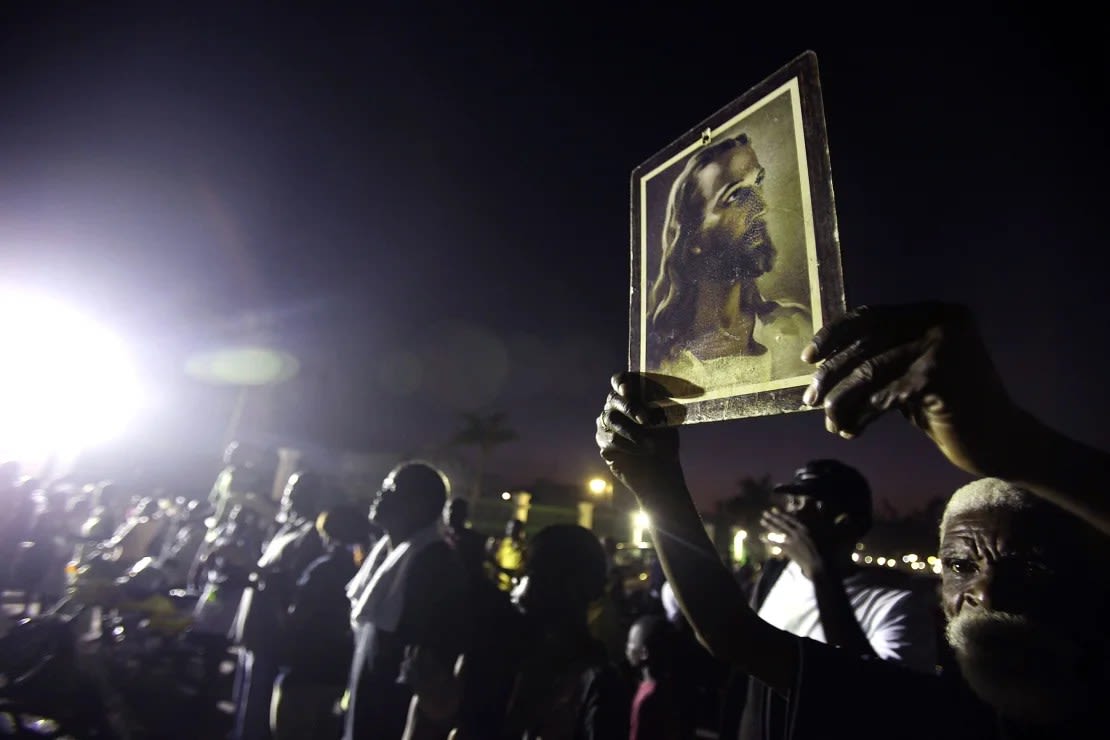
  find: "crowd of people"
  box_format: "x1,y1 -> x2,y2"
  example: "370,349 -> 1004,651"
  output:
1,444 -> 709,739
2,301 -> 1108,740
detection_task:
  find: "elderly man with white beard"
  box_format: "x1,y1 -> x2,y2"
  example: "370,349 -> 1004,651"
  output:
937,477 -> 1108,729
596,303 -> 1110,739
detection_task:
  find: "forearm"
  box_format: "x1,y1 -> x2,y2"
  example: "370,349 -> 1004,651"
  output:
811,570 -> 876,659
637,470 -> 796,691
1003,408 -> 1110,535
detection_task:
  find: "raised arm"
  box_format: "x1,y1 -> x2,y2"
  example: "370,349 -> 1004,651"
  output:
596,373 -> 797,691
802,302 -> 1110,535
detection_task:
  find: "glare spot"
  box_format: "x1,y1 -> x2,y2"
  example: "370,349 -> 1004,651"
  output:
186,346 -> 300,386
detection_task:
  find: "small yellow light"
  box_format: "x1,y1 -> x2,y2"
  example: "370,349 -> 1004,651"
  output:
501,491 -> 511,501
766,532 -> 786,544
877,557 -> 887,566
732,530 -> 747,564
588,478 -> 608,495
851,552 -> 860,562
631,510 -> 651,546
770,545 -> 782,556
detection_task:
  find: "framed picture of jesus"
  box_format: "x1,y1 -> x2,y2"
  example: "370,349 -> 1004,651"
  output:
629,51 -> 846,424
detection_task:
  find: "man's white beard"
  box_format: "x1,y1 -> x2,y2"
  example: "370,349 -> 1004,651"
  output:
946,610 -> 1104,725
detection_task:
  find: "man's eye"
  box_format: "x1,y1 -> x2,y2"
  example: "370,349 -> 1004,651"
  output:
723,188 -> 749,205
1020,559 -> 1053,577
943,558 -> 978,575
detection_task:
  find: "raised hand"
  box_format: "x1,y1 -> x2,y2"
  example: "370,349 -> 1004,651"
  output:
801,303 -> 1022,478
595,375 -> 799,688
760,508 -> 835,581
594,372 -> 683,499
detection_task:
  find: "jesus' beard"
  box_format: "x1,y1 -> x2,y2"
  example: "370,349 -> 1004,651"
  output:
945,609 -> 1108,726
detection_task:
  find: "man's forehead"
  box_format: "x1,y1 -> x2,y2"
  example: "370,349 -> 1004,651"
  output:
940,507 -> 1057,550
694,146 -> 760,198
695,162 -> 725,199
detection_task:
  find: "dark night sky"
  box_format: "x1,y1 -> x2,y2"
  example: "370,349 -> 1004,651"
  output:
2,4 -> 1108,511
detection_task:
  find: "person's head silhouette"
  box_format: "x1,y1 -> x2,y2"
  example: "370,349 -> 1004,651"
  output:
371,461 -> 450,541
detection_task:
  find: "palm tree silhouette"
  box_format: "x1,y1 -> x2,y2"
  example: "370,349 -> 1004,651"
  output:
450,411 -> 518,501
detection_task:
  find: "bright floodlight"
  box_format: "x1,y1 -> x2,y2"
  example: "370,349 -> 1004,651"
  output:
0,291 -> 143,460
587,477 -> 608,495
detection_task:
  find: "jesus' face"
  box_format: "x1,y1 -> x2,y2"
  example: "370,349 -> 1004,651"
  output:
689,141 -> 776,281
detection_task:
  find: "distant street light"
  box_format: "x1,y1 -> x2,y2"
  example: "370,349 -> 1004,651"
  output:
631,509 -> 651,546
587,476 -> 614,507
732,529 -> 748,564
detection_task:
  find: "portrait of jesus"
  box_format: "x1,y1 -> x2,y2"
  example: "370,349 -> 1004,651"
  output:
633,70 -> 837,421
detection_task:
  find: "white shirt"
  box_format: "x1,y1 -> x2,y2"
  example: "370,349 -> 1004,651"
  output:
346,522 -> 443,633
757,560 -> 936,673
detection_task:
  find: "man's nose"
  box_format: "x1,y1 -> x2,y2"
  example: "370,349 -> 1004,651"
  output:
960,567 -> 1024,614
960,572 -> 993,612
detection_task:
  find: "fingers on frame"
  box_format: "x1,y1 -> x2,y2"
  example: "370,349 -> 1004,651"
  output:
608,389 -> 657,427
806,302 -> 963,366
606,391 -> 634,420
596,408 -> 650,451
806,305 -> 878,363
806,338 -> 867,406
822,344 -> 926,437
611,371 -> 640,396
